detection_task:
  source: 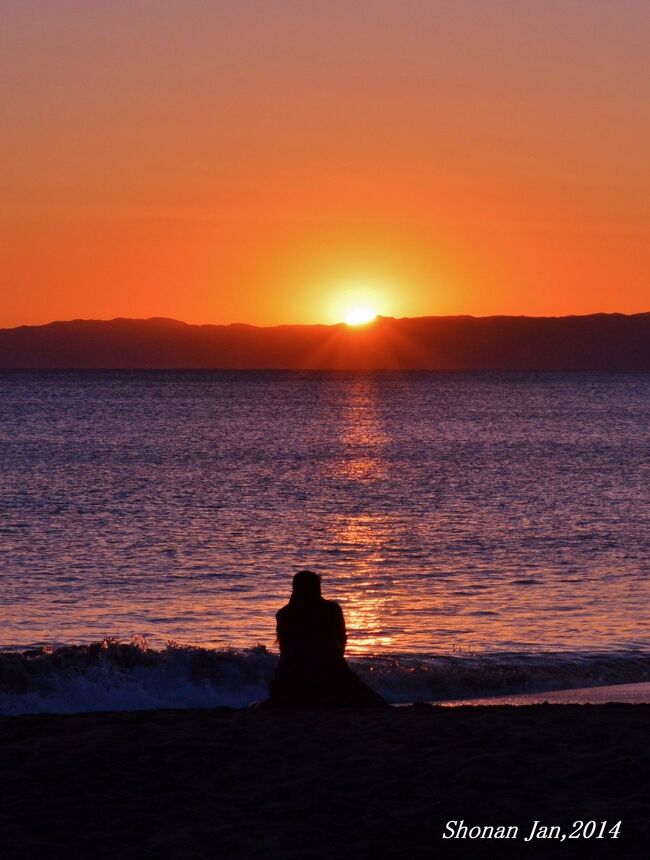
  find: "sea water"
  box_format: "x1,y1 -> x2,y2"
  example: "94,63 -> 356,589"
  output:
1,371 -> 649,712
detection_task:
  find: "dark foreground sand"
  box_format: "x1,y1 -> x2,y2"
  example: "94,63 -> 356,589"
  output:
2,704 -> 649,859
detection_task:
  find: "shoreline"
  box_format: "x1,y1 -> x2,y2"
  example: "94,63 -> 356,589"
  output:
3,702 -> 649,858
438,680 -> 650,707
4,641 -> 650,716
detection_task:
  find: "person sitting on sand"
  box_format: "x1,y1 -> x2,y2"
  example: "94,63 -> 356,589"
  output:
267,570 -> 386,707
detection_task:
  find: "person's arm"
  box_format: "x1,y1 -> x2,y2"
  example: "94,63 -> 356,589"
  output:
336,604 -> 348,655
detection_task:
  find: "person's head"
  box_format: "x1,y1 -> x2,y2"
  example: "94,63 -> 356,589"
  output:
290,570 -> 322,603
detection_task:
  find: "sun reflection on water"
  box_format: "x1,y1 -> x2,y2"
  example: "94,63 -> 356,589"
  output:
327,377 -> 398,650
329,375 -> 389,483
329,513 -> 397,653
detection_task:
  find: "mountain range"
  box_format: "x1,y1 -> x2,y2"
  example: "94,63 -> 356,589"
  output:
1,314 -> 649,370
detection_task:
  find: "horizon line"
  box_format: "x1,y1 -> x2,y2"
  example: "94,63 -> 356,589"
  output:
4,309 -> 650,333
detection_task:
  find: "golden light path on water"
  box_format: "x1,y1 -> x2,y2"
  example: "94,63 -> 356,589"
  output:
328,375 -> 395,653
2,373 -> 649,658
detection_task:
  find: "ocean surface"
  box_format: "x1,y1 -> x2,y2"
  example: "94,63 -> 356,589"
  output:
1,370 -> 649,713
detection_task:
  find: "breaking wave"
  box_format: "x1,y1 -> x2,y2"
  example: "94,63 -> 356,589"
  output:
2,638 -> 650,715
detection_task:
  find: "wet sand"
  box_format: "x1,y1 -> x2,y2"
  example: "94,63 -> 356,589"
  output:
2,704 -> 649,859
440,680 -> 650,707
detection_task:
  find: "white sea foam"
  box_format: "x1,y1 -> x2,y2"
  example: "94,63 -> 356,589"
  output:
2,639 -> 650,715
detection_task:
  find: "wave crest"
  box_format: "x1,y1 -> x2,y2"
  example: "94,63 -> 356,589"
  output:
2,638 -> 650,715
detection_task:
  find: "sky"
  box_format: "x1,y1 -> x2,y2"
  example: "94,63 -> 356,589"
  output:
1,0 -> 648,328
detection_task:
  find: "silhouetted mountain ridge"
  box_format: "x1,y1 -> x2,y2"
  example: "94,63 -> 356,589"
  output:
1,313 -> 649,370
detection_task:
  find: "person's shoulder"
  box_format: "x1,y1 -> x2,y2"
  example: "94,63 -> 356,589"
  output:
324,599 -> 343,615
276,603 -> 291,620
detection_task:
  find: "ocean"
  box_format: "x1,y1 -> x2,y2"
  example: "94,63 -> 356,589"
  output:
1,370 -> 649,713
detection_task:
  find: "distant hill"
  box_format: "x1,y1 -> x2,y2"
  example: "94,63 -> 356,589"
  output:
0,314 -> 649,370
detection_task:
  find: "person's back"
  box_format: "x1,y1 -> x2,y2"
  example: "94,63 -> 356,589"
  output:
267,571 -> 385,707
276,598 -> 346,666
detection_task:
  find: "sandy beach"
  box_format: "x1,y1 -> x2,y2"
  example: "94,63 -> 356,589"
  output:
2,703 -> 649,859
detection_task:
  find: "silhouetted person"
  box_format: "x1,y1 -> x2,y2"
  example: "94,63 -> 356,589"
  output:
267,571 -> 386,706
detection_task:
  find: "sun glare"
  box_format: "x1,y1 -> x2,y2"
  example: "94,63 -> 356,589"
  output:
345,307 -> 377,327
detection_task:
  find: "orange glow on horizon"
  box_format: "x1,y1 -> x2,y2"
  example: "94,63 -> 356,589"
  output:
1,3 -> 648,328
345,307 -> 377,326
324,279 -> 397,326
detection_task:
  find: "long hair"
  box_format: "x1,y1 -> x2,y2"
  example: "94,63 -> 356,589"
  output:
289,570 -> 322,604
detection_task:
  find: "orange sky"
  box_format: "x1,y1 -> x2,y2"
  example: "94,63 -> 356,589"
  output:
1,1 -> 648,328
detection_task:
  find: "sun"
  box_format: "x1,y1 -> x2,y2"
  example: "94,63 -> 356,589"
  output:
344,306 -> 377,327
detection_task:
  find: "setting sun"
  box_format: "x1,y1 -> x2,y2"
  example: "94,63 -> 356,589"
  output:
344,307 -> 378,327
